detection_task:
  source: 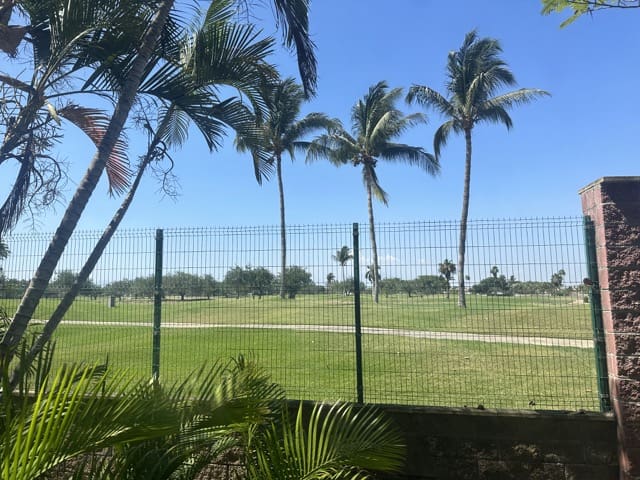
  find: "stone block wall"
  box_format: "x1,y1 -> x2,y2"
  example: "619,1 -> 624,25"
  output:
580,177 -> 640,479
379,405 -> 617,480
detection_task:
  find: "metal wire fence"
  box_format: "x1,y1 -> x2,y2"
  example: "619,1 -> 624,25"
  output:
0,218 -> 603,411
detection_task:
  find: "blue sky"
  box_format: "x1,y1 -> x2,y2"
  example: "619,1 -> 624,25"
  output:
4,1 -> 640,233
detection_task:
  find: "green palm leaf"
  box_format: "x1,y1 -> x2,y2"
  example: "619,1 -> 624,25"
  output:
246,401 -> 405,479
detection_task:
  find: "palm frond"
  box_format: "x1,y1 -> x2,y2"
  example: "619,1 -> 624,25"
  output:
57,104 -> 130,195
272,0 -> 317,96
0,159 -> 31,236
282,113 -> 340,150
181,14 -> 276,106
480,88 -> 550,114
363,164 -> 389,205
246,401 -> 405,479
380,143 -> 440,176
406,85 -> 457,119
433,119 -> 457,160
475,104 -> 513,130
306,130 -> 355,167
156,104 -> 190,149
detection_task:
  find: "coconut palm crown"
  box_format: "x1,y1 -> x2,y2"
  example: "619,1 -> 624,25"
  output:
406,30 -> 549,308
309,81 -> 439,303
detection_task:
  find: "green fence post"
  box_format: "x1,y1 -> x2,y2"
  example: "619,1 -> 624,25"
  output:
352,223 -> 364,404
152,229 -> 163,382
583,216 -> 611,412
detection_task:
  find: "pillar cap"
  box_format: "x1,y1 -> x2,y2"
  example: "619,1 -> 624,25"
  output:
579,176 -> 640,195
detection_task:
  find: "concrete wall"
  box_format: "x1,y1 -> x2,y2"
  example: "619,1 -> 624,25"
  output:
380,405 -> 617,480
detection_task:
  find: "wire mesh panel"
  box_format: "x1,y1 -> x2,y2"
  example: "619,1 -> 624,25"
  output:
159,224 -> 358,401
358,218 -> 596,409
0,217 -> 599,410
0,229 -> 156,375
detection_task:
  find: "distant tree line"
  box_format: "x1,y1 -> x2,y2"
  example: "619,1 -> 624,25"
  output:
470,266 -> 574,297
0,266 -> 320,301
379,276 -> 449,297
0,265 -> 580,301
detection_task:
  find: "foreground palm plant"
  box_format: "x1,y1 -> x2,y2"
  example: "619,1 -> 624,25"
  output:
0,347 -> 405,480
245,401 -> 405,479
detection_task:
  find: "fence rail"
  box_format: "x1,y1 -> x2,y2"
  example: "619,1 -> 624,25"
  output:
0,218 -> 602,410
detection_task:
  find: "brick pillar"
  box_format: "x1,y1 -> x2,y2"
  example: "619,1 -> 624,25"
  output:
580,177 -> 640,480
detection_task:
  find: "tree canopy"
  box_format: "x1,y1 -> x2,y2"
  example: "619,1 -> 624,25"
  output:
541,0 -> 640,26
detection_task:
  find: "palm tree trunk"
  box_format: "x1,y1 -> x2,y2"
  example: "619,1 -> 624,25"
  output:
457,127 -> 472,308
0,0 -> 175,368
276,154 -> 286,299
10,155 -> 153,385
366,182 -> 379,304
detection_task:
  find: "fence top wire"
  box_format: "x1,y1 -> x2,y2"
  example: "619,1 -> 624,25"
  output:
3,216 -> 587,241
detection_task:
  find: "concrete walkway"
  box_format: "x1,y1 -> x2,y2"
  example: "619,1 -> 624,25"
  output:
58,320 -> 593,349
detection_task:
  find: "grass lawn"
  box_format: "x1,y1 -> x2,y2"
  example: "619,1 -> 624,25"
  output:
5,291 -> 592,339
3,292 -> 598,411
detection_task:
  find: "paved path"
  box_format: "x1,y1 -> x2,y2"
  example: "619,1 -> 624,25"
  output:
57,320 -> 593,349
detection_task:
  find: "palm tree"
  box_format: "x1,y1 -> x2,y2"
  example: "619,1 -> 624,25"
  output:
236,78 -> 337,299
0,354 -> 404,480
490,265 -> 499,278
309,81 -> 439,304
0,0 -> 148,236
406,30 -> 549,308
438,258 -> 456,299
333,245 -> 353,290
326,272 -> 335,292
0,0 -> 177,368
11,2 -> 277,382
245,401 -> 404,479
0,0 -> 319,373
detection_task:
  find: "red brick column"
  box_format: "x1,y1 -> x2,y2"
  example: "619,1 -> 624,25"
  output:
580,177 -> 640,480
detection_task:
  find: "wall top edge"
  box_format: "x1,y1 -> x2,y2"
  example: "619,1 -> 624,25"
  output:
579,177 -> 640,195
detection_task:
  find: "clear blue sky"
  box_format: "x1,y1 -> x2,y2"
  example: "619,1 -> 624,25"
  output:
5,1 -> 640,233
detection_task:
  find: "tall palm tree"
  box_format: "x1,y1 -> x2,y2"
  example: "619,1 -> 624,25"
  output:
333,245 -> 353,287
236,78 -> 337,299
309,81 -> 439,303
406,30 -> 549,308
0,0 -> 318,372
0,0 -> 177,367
438,258 -> 456,299
11,1 -> 277,382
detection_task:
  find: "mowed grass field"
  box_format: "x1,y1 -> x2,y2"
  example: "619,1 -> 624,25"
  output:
2,293 -> 599,410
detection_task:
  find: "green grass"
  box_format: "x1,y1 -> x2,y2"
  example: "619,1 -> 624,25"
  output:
5,292 -> 592,339
49,324 -> 597,410
3,293 -> 598,411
